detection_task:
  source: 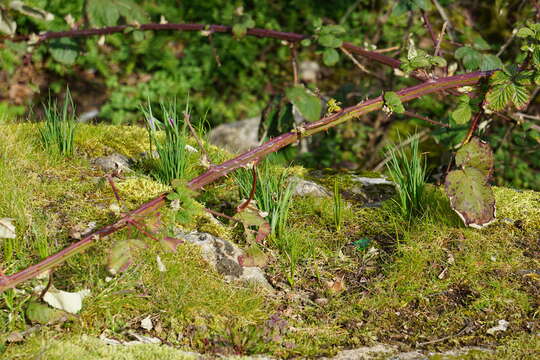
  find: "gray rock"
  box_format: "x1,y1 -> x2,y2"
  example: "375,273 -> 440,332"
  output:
299,61 -> 320,83
349,175 -> 396,206
330,344 -> 398,360
93,153 -> 132,172
208,117 -> 260,154
177,230 -> 273,290
292,177 -> 330,197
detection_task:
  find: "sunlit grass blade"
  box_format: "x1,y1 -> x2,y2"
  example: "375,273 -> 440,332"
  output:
40,88 -> 77,157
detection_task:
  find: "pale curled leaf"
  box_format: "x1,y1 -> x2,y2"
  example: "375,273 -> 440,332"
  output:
36,286 -> 91,314
286,86 -> 322,122
9,1 -> 54,21
0,218 -> 16,239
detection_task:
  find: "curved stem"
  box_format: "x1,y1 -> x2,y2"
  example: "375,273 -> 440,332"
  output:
0,70 -> 491,293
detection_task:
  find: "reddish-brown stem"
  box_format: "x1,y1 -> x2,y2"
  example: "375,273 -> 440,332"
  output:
421,10 -> 438,50
290,44 -> 299,85
237,163 -> 258,212
0,70 -> 491,293
204,208 -> 240,223
127,219 -> 160,242
106,175 -> 121,202
462,100 -> 486,145
403,110 -> 450,128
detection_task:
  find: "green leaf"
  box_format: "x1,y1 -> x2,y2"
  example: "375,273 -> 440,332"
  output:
383,91 -> 405,114
455,137 -> 494,178
49,38 -> 79,65
472,35 -> 491,51
300,38 -> 312,47
86,0 -> 120,27
410,55 -> 431,68
512,85 -> 529,110
318,34 -> 342,48
455,47 -> 482,70
322,48 -> 340,66
234,205 -> 271,244
285,86 -> 322,122
445,168 -> 496,229
26,301 -> 68,325
107,239 -> 146,275
516,27 -> 535,38
485,83 -> 513,111
451,101 -> 472,125
430,56 -> 447,67
320,25 -> 346,35
480,54 -> 503,71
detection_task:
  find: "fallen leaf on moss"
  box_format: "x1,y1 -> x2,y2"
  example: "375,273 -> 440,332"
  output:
0,218 -> 16,239
107,239 -> 146,275
35,285 -> 90,314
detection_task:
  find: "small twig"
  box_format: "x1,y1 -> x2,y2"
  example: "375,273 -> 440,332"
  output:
106,174 -> 121,202
237,163 -> 258,212
403,110 -> 450,128
421,10 -> 438,49
416,322 -> 474,347
462,101 -> 486,146
207,31 -> 222,67
184,112 -> 213,167
432,0 -> 455,41
39,272 -> 54,300
496,28 -> 518,57
339,0 -> 363,24
204,208 -> 241,222
127,219 -> 160,242
434,21 -> 447,57
373,46 -> 400,53
290,44 -> 299,85
340,46 -> 385,81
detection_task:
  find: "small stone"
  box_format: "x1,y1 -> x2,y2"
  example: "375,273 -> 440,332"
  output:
208,117 -> 260,154
487,319 -> 509,335
140,316 -> 153,331
315,298 -> 328,306
291,177 -> 330,197
93,153 -> 132,172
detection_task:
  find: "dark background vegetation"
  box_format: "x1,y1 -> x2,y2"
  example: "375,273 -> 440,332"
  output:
1,0 -> 539,190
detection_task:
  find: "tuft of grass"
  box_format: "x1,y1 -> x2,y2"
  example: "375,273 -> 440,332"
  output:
333,179 -> 342,232
142,99 -> 190,184
234,157 -> 295,238
385,135 -> 427,220
40,89 -> 77,157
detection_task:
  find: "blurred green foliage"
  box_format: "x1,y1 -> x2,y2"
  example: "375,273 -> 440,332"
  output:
0,0 -> 539,190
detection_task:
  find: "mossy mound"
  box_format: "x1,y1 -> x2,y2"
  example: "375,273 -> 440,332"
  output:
1,123 -> 538,359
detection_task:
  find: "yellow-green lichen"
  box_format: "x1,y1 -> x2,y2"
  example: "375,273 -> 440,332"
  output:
115,176 -> 171,205
493,186 -> 540,232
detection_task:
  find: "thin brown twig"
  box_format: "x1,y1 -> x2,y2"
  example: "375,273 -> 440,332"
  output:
403,110 -> 450,128
39,272 -> 54,300
204,208 -> 241,222
237,163 -> 258,212
340,46 -> 385,81
184,111 -> 212,167
106,174 -> 121,202
207,31 -> 222,67
434,21 -> 447,57
290,44 -> 299,85
127,219 -> 160,242
421,10 -> 438,49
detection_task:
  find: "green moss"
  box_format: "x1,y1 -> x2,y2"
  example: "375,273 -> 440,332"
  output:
1,123 -> 539,359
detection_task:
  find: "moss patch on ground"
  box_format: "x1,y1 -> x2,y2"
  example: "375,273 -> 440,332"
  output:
1,123 -> 539,359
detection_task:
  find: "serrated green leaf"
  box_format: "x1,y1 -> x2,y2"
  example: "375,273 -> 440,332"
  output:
286,86 -> 322,122
49,38 -> 78,65
535,72 -> 540,85
86,0 -> 120,27
485,84 -> 513,111
455,47 -> 482,70
322,48 -> 339,66
455,137 -> 494,178
533,48 -> 540,69
320,25 -> 346,35
234,205 -> 270,244
445,168 -> 496,228
480,54 -> 503,71
512,85 -> 529,110
451,102 -> 472,125
516,27 -> 535,38
489,70 -> 511,85
318,34 -> 343,48
383,91 -> 405,114
410,55 -> 431,68
472,35 -> 491,51
430,56 -> 447,67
